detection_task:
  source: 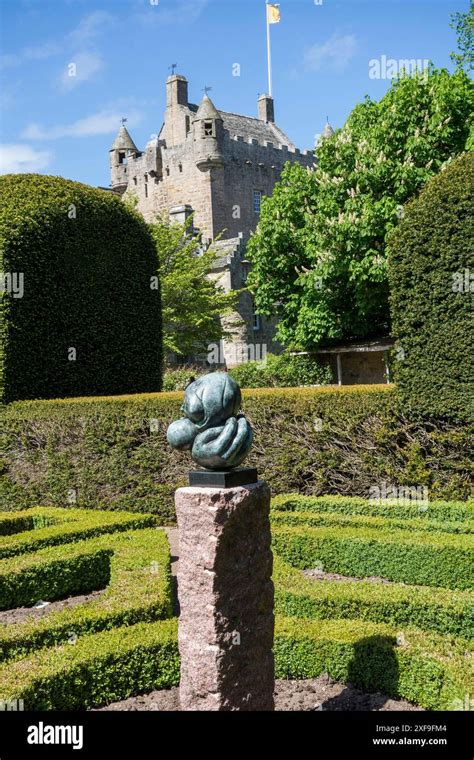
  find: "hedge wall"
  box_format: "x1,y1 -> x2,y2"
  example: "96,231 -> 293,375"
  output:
388,153 -> 474,422
1,386 -> 472,520
0,174 -> 162,403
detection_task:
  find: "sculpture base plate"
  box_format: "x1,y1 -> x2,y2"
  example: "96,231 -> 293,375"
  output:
188,467 -> 258,488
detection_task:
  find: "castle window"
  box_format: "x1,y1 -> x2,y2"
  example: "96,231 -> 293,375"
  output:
203,121 -> 214,137
179,163 -> 183,173
118,151 -> 127,165
144,173 -> 148,182
253,190 -> 262,214
253,310 -> 261,331
133,177 -> 137,185
166,167 -> 170,176
185,116 -> 191,134
144,184 -> 148,198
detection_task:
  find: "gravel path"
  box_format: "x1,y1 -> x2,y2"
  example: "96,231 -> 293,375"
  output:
0,589 -> 104,625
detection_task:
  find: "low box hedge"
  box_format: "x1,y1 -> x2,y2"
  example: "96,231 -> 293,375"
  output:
272,524 -> 474,590
0,507 -> 157,559
271,509 -> 473,535
274,617 -> 473,711
0,513 -> 62,537
2,385 -> 472,522
272,494 -> 474,523
0,618 -> 179,710
0,527 -> 172,662
0,544 -> 112,610
0,615 -> 470,711
274,557 -> 474,638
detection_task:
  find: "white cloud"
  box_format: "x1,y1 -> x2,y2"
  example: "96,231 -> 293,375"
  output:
305,33 -> 358,73
135,0 -> 209,26
0,144 -> 53,173
59,51 -> 104,91
22,109 -> 144,140
0,42 -> 60,69
69,10 -> 114,46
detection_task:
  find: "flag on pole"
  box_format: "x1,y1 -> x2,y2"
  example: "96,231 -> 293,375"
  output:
267,3 -> 281,24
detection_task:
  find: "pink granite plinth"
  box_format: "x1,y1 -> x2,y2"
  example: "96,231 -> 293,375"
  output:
176,480 -> 274,711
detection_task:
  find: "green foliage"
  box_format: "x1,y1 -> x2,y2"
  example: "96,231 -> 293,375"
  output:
0,174 -> 162,403
272,493 -> 474,523
149,218 -> 240,357
0,505 -> 471,710
0,619 -> 179,710
162,366 -> 204,391
274,617 -> 472,711
0,507 -> 157,558
450,2 -> 474,71
274,557 -> 473,638
162,354 -> 332,391
2,386 -> 472,519
0,507 -> 176,709
271,508 -> 472,535
247,68 -> 474,350
272,524 -> 474,589
229,352 -> 332,388
388,153 -> 474,422
272,491 -> 473,709
0,546 -> 112,610
0,526 -> 172,663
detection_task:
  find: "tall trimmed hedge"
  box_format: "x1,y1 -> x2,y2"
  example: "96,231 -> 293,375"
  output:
388,153 -> 474,422
1,386 -> 472,519
0,174 -> 162,402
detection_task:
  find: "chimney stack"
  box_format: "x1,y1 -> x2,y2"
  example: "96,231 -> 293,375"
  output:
258,94 -> 274,123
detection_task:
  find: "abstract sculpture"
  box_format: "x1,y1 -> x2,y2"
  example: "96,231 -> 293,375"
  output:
167,372 -> 253,470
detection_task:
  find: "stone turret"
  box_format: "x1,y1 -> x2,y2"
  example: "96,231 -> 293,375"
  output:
193,95 -> 224,171
165,74 -> 190,147
321,120 -> 335,139
109,125 -> 138,192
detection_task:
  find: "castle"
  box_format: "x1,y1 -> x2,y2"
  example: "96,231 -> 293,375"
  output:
109,73 -> 316,366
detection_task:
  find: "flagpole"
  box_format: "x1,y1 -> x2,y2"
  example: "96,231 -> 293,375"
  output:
266,1 -> 272,96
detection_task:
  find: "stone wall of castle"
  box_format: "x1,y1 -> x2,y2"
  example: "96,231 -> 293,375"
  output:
110,74 -> 315,366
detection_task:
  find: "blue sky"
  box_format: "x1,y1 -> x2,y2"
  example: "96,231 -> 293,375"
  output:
0,0 -> 467,187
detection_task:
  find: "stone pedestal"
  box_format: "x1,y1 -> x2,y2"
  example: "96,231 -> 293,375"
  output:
176,481 -> 274,711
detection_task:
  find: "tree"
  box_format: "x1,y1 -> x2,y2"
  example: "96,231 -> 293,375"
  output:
149,218 -> 240,359
247,67 -> 473,351
450,1 -> 474,71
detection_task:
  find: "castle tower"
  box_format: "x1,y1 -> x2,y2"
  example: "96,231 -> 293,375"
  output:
164,73 -> 190,147
109,124 -> 138,193
321,120 -> 335,139
193,94 -> 224,172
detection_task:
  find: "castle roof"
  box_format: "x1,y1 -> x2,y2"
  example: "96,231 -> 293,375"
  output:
217,110 -> 296,150
110,125 -> 138,152
195,94 -> 221,121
